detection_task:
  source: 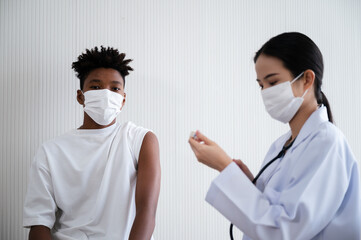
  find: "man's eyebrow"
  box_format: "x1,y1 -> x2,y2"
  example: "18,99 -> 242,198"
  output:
88,79 -> 123,85
111,80 -> 122,85
88,79 -> 101,83
256,73 -> 279,82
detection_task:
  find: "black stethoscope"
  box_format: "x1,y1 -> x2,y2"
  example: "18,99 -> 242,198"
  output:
229,137 -> 296,240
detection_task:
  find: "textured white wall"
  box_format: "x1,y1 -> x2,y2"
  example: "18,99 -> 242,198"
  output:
1,0 -> 360,239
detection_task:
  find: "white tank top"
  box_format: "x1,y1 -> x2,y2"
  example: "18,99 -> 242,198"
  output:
23,121 -> 152,239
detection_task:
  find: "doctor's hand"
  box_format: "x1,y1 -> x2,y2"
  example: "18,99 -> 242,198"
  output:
188,131 -> 232,172
233,159 -> 254,182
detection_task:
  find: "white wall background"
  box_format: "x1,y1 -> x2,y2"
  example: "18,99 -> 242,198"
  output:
1,0 -> 360,239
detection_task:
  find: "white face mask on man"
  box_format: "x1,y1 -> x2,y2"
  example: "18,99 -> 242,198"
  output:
82,89 -> 124,126
261,72 -> 308,123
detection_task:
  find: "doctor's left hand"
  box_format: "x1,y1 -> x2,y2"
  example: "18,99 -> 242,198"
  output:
188,131 -> 232,172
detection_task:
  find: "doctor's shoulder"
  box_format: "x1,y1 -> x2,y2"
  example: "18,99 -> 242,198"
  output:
304,121 -> 356,164
312,121 -> 349,147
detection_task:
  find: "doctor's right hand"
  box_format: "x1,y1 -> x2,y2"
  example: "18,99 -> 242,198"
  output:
188,131 -> 233,172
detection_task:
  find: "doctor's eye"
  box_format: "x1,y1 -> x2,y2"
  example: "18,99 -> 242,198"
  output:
269,81 -> 278,86
112,87 -> 121,91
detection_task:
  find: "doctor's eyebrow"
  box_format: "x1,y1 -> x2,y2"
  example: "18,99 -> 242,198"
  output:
256,73 -> 280,82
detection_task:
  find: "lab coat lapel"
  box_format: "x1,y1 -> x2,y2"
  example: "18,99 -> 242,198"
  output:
290,106 -> 329,151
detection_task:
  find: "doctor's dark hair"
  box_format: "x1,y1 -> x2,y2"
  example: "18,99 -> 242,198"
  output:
254,32 -> 333,123
72,46 -> 133,90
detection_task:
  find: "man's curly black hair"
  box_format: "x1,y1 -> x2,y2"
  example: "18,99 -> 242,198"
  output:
72,46 -> 133,90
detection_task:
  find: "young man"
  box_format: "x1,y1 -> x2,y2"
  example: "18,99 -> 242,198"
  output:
23,46 -> 161,240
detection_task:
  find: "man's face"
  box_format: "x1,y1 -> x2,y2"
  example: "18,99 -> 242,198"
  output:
77,68 -> 126,107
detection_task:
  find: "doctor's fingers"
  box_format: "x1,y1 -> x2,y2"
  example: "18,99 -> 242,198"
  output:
195,131 -> 214,145
233,159 -> 254,182
189,138 -> 207,160
188,138 -> 203,155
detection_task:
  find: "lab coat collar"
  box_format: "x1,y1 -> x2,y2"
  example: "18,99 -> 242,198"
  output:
289,106 -> 329,151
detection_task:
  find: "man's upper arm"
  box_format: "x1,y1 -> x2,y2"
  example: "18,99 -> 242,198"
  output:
135,131 -> 161,215
29,225 -> 52,240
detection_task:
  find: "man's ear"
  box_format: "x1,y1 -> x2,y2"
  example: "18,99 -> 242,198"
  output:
303,69 -> 315,91
121,92 -> 126,110
77,90 -> 85,106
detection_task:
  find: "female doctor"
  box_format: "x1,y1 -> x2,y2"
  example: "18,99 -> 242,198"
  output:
189,32 -> 361,240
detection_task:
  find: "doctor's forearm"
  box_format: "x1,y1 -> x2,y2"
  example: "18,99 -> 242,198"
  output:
129,209 -> 155,240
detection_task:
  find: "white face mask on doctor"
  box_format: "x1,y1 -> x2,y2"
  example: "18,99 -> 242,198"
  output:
82,89 -> 124,126
261,72 -> 308,123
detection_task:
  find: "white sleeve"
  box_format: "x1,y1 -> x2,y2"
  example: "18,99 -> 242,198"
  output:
127,123 -> 151,163
23,146 -> 57,229
206,133 -> 352,240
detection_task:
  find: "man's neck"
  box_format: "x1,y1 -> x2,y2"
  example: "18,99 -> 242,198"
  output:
78,113 -> 116,129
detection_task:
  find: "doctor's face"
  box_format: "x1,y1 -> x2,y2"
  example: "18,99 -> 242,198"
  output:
255,54 -> 304,98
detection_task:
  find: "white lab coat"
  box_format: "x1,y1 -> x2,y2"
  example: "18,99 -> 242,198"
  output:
206,106 -> 361,240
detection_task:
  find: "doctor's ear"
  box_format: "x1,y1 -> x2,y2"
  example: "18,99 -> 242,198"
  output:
77,90 -> 85,106
303,70 -> 315,90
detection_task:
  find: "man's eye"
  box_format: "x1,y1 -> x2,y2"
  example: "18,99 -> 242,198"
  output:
113,87 -> 121,91
90,86 -> 101,89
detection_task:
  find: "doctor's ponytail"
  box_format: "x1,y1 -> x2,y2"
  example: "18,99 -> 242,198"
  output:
319,91 -> 333,123
254,32 -> 334,123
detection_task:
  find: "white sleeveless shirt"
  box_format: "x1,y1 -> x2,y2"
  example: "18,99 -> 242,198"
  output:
23,121 -> 152,240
